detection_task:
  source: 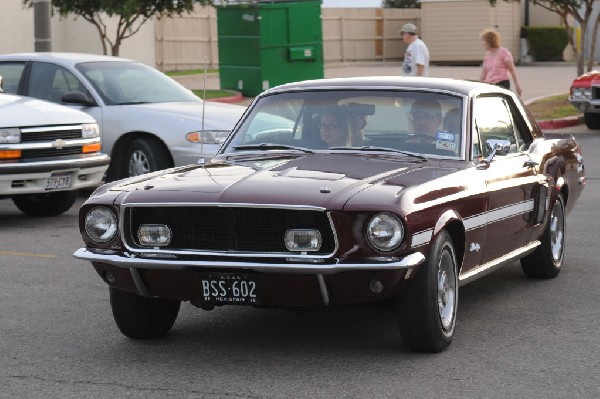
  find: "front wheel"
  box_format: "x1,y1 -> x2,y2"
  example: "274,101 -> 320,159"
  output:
12,190 -> 79,216
110,287 -> 181,339
584,113 -> 600,130
521,193 -> 565,279
396,230 -> 458,352
124,138 -> 171,178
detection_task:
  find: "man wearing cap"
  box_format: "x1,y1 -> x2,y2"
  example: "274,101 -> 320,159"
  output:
399,23 -> 430,77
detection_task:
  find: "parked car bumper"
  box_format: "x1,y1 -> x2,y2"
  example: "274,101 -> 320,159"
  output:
170,144 -> 221,166
74,248 -> 426,306
569,98 -> 600,113
0,154 -> 109,195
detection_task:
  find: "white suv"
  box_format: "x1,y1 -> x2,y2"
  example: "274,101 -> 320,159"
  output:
0,82 -> 109,216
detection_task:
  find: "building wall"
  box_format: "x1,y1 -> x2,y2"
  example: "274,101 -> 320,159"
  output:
421,0 -> 520,63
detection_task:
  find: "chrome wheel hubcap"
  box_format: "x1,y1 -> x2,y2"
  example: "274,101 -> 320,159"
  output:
129,150 -> 150,176
550,200 -> 565,263
437,248 -> 456,331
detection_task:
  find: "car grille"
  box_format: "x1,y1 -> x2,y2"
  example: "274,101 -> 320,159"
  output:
21,147 -> 82,158
20,128 -> 82,142
125,206 -> 336,255
593,86 -> 600,100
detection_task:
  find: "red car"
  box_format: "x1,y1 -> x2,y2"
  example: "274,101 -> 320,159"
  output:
74,77 -> 586,353
569,70 -> 600,129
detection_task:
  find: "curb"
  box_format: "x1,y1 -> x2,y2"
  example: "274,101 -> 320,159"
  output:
206,92 -> 244,103
525,93 -> 583,130
536,115 -> 583,130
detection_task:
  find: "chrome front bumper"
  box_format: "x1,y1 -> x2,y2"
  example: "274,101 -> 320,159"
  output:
73,248 -> 426,275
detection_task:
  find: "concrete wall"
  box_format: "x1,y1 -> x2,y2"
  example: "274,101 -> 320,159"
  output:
0,0 -> 155,66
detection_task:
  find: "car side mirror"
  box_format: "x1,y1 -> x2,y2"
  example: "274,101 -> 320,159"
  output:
61,91 -> 95,106
485,139 -> 511,156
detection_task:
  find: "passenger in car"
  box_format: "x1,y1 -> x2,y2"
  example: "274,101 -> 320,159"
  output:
319,106 -> 352,147
443,107 -> 461,134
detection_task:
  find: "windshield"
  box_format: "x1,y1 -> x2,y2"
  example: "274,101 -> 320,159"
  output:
76,61 -> 200,105
221,90 -> 465,158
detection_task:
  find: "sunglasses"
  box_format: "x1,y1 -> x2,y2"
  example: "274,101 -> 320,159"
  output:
409,110 -> 441,120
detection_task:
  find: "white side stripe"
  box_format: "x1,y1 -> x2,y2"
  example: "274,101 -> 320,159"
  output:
411,199 -> 535,248
411,229 -> 433,248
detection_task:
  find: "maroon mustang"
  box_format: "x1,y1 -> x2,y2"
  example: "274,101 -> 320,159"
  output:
75,77 -> 585,352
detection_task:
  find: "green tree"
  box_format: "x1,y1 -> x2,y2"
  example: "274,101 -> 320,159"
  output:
490,0 -> 599,76
383,0 -> 421,8
23,0 -> 220,56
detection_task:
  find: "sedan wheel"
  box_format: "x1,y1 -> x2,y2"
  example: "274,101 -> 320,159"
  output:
397,230 -> 458,352
521,193 -> 565,278
125,138 -> 171,178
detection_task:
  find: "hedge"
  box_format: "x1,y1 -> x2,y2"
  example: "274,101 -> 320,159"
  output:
523,26 -> 568,62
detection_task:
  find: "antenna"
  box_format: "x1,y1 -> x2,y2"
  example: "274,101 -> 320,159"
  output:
199,56 -> 208,165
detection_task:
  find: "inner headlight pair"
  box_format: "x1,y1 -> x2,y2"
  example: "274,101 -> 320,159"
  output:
571,88 -> 592,100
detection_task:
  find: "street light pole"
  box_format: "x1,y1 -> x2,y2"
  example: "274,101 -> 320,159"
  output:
33,0 -> 52,52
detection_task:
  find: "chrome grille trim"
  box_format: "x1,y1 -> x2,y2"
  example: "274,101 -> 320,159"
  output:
119,203 -> 339,259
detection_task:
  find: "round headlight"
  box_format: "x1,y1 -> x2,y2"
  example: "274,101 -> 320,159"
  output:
84,206 -> 118,243
366,213 -> 404,251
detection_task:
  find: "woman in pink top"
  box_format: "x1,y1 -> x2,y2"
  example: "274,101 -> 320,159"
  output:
479,28 -> 522,96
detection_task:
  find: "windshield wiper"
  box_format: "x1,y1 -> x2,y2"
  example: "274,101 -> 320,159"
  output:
233,143 -> 315,154
329,146 -> 428,161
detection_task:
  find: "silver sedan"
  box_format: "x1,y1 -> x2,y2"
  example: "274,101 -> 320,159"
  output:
0,53 -> 245,180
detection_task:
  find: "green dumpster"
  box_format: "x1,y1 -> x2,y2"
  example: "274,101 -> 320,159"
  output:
217,0 -> 324,97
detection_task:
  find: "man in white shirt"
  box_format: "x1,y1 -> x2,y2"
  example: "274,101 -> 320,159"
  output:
399,23 -> 429,77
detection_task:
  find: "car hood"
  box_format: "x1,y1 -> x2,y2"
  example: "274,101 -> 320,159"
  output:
571,70 -> 600,87
0,94 -> 94,127
106,154 -> 459,210
127,101 -> 245,130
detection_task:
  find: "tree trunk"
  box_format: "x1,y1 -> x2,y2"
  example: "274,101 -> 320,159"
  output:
586,15 -> 600,72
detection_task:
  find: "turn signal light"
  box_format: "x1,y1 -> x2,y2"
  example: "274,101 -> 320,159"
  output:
82,143 -> 101,153
0,150 -> 21,159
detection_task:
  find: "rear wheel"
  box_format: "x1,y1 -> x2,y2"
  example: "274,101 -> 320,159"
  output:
521,193 -> 565,279
124,138 -> 171,178
12,190 -> 78,216
397,230 -> 458,352
110,287 -> 181,339
584,113 -> 600,130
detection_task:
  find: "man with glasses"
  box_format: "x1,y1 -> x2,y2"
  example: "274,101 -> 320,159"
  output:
408,98 -> 443,139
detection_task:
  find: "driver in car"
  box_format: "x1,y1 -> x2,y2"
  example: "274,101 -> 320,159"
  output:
407,98 -> 443,141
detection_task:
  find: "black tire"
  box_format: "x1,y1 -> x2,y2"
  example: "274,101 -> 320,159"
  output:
110,287 -> 180,339
12,190 -> 79,216
584,113 -> 600,130
397,230 -> 458,353
124,138 -> 171,178
521,193 -> 565,279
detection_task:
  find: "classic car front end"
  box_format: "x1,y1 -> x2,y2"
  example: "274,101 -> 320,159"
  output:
569,70 -> 600,129
74,77 -> 585,353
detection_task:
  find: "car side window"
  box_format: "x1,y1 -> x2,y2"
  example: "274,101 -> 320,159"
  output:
473,96 -> 521,156
0,62 -> 27,94
28,62 -> 90,104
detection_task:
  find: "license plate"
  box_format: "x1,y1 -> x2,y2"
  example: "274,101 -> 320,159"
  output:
201,273 -> 259,305
45,172 -> 72,191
